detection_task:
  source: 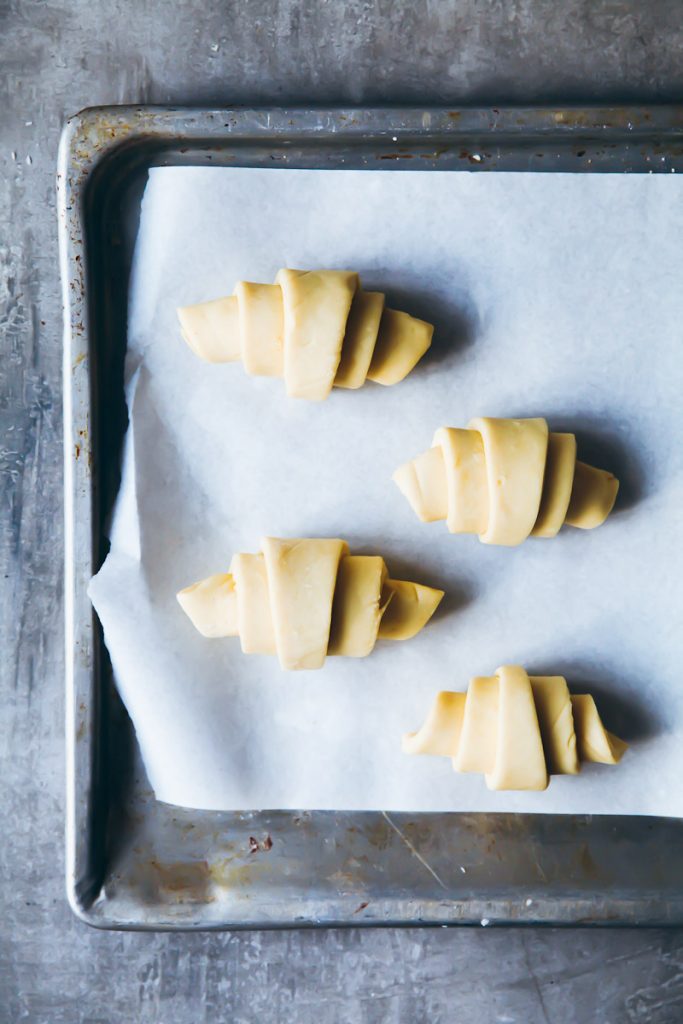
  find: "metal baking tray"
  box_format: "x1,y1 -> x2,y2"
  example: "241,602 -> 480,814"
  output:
60,105 -> 683,929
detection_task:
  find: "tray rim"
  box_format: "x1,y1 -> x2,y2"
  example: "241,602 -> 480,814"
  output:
59,103 -> 683,931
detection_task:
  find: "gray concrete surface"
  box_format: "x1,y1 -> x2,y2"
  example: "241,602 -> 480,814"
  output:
3,1 -> 683,1021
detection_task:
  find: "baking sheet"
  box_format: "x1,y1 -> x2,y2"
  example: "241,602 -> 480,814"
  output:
89,166 -> 683,815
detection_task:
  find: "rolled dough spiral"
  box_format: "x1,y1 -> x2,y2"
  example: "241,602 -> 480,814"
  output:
394,417 -> 619,545
177,270 -> 433,401
177,537 -> 444,671
403,665 -> 626,791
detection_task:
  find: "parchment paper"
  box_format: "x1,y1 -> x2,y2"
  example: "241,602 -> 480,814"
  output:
89,167 -> 683,814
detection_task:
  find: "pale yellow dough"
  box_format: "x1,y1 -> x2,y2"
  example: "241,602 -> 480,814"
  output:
177,270 -> 433,399
403,665 -> 627,791
177,538 -> 444,671
394,417 -> 619,545
176,573 -> 238,639
177,298 -> 241,364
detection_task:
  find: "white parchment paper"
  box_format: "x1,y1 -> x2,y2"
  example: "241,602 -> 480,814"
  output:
89,167 -> 683,814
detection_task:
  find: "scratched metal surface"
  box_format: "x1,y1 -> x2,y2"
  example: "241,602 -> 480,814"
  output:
4,1 -> 683,1021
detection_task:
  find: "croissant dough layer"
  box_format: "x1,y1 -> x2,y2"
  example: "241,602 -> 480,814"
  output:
394,417 -> 619,545
178,270 -> 434,400
403,665 -> 627,791
178,538 -> 444,670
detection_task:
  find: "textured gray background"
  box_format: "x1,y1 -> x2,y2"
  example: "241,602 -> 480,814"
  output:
3,1 -> 683,1022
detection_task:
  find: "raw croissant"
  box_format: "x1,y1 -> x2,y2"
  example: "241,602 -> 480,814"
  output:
403,665 -> 627,791
177,270 -> 433,401
394,417 -> 619,545
178,537 -> 444,670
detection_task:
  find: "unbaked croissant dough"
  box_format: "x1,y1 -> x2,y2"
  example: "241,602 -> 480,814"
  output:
177,270 -> 433,400
403,665 -> 627,791
394,417 -> 619,545
177,538 -> 444,670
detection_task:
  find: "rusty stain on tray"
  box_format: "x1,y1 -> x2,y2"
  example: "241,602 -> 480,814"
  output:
210,858 -> 266,888
248,834 -> 273,854
129,859 -> 216,903
356,818 -> 392,851
576,843 -> 603,881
